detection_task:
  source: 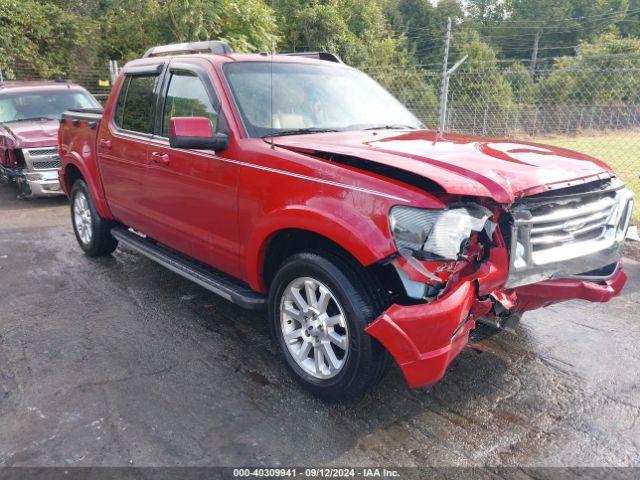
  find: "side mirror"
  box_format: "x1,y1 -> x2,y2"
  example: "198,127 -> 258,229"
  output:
169,117 -> 229,152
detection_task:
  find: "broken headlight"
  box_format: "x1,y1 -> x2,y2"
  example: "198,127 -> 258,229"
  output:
389,205 -> 492,260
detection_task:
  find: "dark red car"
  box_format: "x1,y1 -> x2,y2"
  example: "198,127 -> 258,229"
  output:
0,81 -> 100,197
59,41 -> 634,401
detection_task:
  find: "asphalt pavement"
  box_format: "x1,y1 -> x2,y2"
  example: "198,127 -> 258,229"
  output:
1,182 -> 639,468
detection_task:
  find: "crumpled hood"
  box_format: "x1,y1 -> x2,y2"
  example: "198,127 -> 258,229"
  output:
273,130 -> 613,204
1,119 -> 59,148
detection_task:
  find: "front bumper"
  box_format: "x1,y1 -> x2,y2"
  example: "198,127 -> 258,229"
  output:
19,170 -> 63,197
513,261 -> 627,312
366,262 -> 627,389
365,280 -> 476,388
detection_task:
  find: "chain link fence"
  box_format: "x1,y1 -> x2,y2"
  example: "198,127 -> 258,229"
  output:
2,61 -> 115,103
367,62 -> 640,223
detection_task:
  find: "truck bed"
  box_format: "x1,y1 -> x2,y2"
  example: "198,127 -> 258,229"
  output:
58,108 -> 106,198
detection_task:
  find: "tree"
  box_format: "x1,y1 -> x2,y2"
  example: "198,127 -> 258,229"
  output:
275,0 -> 407,67
495,0 -> 629,60
0,0 -> 95,78
538,32 -> 640,105
447,30 -> 514,114
617,0 -> 640,37
101,0 -> 279,62
99,0 -> 164,61
466,0 -> 505,25
384,0 -> 464,65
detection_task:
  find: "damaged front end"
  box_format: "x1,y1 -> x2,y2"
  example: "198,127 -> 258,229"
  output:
366,202 -> 514,388
366,182 -> 633,389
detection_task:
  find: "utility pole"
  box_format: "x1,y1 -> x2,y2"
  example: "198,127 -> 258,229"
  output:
437,17 -> 467,141
108,60 -> 120,85
438,17 -> 452,136
530,28 -> 542,79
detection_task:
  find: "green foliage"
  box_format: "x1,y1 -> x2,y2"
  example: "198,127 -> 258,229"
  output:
465,0 -> 505,25
0,0 -> 97,78
383,0 -> 464,65
100,0 -> 164,62
101,0 -> 279,61
163,0 -> 278,51
503,62 -> 536,105
368,66 -> 439,126
618,0 -> 640,37
487,0 -> 629,59
448,30 -> 514,112
276,0 -> 407,68
3,0 -> 640,122
538,33 -> 640,105
216,0 -> 279,52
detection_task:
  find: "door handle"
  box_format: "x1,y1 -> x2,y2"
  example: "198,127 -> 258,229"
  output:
151,151 -> 170,166
99,139 -> 112,149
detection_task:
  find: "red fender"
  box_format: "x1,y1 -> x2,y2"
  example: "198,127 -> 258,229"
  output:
245,205 -> 396,292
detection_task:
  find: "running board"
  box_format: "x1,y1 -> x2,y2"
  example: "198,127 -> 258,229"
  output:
110,227 -> 266,310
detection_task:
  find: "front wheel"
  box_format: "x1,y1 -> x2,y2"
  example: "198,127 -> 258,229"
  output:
269,252 -> 390,402
71,179 -> 118,257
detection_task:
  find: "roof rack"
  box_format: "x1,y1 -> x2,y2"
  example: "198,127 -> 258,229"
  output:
143,40 -> 233,58
282,52 -> 343,64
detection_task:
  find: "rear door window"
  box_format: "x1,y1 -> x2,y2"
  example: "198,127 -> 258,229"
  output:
117,75 -> 158,134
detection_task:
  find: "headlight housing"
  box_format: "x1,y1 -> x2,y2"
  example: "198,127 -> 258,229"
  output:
390,205 -> 492,260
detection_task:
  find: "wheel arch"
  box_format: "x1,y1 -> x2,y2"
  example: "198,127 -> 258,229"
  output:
61,157 -> 113,220
246,207 -> 397,293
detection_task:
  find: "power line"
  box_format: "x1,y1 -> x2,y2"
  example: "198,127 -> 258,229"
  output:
474,7 -> 640,26
400,6 -> 640,36
397,6 -> 640,48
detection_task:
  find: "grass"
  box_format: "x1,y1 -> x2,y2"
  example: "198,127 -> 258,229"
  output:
533,133 -> 639,224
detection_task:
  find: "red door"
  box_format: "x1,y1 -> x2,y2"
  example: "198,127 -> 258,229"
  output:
98,71 -> 162,234
141,61 -> 241,277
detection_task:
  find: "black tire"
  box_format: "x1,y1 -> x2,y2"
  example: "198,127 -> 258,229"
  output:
268,251 -> 391,402
70,179 -> 118,257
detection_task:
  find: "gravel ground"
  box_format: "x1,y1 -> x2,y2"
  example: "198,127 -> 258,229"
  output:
0,182 -> 639,469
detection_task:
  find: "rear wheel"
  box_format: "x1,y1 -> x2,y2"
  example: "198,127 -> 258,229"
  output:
71,179 -> 118,257
269,251 -> 390,402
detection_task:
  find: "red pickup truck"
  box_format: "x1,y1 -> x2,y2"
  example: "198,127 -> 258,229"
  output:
59,41 -> 634,401
0,81 -> 100,197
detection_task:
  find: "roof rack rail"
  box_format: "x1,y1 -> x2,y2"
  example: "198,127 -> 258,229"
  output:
282,52 -> 343,64
143,40 -> 233,58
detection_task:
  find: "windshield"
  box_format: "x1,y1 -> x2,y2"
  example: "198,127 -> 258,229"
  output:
0,90 -> 99,123
223,62 -> 423,138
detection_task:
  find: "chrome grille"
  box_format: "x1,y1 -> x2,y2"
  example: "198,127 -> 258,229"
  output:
506,183 -> 634,288
27,147 -> 58,157
22,147 -> 61,171
31,160 -> 61,170
527,194 -> 617,249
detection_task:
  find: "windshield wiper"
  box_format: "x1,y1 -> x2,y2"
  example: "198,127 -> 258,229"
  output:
262,127 -> 340,138
363,124 -> 418,131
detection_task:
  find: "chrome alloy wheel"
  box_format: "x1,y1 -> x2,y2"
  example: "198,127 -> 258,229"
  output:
73,191 -> 93,245
280,277 -> 349,379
